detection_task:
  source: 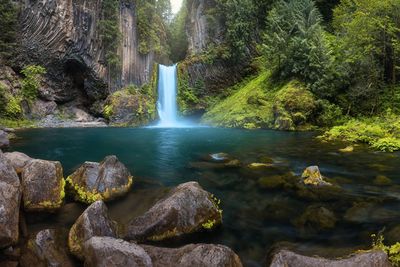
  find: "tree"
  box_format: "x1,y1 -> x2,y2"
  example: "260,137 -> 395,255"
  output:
168,1 -> 188,62
0,0 -> 18,61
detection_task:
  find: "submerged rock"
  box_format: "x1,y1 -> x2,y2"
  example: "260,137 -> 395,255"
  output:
83,237 -> 152,267
125,182 -> 222,241
68,201 -> 117,259
258,175 -> 288,189
142,243 -> 243,267
0,151 -> 21,248
301,166 -> 332,186
21,159 -> 65,211
247,163 -> 274,169
293,205 -> 337,234
4,152 -> 32,174
0,130 -> 9,149
373,175 -> 392,186
269,249 -> 391,267
344,202 -> 398,224
66,155 -> 133,203
208,152 -> 230,162
20,229 -> 74,267
339,146 -> 354,153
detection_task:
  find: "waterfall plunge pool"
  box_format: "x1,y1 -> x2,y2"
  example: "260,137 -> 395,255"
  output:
8,127 -> 400,266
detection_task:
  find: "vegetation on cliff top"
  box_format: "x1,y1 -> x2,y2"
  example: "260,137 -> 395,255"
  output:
0,0 -> 18,61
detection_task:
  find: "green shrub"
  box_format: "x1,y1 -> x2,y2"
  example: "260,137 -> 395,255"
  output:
372,233 -> 400,266
21,65 -> 46,100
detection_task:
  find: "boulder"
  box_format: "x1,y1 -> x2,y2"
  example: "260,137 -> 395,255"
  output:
0,130 -> 10,149
4,152 -> 32,174
301,166 -> 331,186
269,249 -> 391,267
339,146 -> 354,153
83,237 -> 152,267
293,205 -> 337,234
125,182 -> 222,241
0,151 -> 21,248
68,201 -> 117,259
20,229 -> 75,267
21,159 -> 65,211
208,153 -> 230,162
247,163 -> 274,169
142,243 -> 243,267
66,155 -> 133,203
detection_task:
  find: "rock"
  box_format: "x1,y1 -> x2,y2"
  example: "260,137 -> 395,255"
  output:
83,237 -> 152,267
68,200 -> 117,259
208,153 -> 230,162
30,99 -> 58,118
189,160 -> 240,170
247,163 -> 274,169
125,182 -> 222,242
269,249 -> 391,267
258,175 -> 288,189
0,151 -> 21,248
20,229 -> 74,267
344,202 -> 398,224
387,225 -> 400,244
142,243 -> 243,267
66,155 -> 133,203
224,159 -> 241,168
339,146 -> 354,153
301,166 -> 332,186
0,130 -> 10,149
373,175 -> 392,186
21,159 -> 65,211
0,261 -> 18,267
293,205 -> 337,234
4,152 -> 32,174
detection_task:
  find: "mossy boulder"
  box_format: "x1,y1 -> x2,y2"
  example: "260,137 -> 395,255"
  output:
125,182 -> 222,242
21,159 -> 65,211
293,205 -> 337,234
66,155 -> 133,204
0,151 -> 21,248
20,229 -> 74,267
4,152 -> 32,174
68,201 -> 117,259
301,166 -> 332,187
103,88 -> 156,126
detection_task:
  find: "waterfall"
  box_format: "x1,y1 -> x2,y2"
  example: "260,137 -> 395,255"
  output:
157,64 -> 179,127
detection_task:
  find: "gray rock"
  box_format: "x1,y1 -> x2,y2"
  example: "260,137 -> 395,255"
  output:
125,182 -> 222,241
269,249 -> 391,267
0,130 -> 10,149
4,152 -> 32,174
0,151 -> 21,248
66,155 -> 133,203
83,236 -> 152,267
301,166 -> 332,186
142,243 -> 243,267
20,229 -> 75,267
68,201 -> 117,259
21,159 -> 65,211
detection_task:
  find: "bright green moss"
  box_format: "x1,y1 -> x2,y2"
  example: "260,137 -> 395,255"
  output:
202,219 -> 217,229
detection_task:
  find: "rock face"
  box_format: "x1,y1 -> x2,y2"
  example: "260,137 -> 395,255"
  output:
126,182 -> 222,241
0,151 -> 21,248
4,152 -> 32,174
21,159 -> 65,211
20,229 -> 75,267
142,243 -> 243,267
17,0 -> 156,112
68,201 -> 117,259
0,130 -> 10,149
66,155 -> 133,203
269,249 -> 391,267
301,166 -> 332,186
83,237 -> 152,267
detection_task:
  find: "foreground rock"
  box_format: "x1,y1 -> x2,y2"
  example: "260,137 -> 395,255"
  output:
142,243 -> 243,267
301,166 -> 332,186
21,159 -> 65,211
4,152 -> 32,174
84,237 -> 152,267
126,182 -> 222,241
0,130 -> 9,149
66,155 -> 133,203
20,229 -> 74,267
0,151 -> 21,248
269,249 -> 391,267
68,201 -> 117,259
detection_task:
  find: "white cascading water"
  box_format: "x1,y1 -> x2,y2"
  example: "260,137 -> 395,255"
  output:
157,64 -> 179,127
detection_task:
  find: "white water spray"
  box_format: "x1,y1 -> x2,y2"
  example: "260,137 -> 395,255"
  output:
157,64 -> 179,127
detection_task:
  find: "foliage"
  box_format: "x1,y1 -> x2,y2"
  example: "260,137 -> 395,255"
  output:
177,63 -> 201,115
168,1 -> 188,62
0,118 -> 35,128
0,0 -> 18,61
21,65 -> 46,100
372,233 -> 400,266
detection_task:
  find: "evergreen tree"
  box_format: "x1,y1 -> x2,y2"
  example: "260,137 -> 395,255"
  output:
0,0 -> 18,61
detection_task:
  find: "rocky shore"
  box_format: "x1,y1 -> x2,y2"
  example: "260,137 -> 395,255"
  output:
0,149 -> 394,266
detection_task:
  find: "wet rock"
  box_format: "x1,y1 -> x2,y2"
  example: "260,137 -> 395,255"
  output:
189,160 -> 240,170
125,182 -> 222,242
339,146 -> 354,153
269,249 -> 391,267
0,151 -> 21,248
247,163 -> 274,169
259,156 -> 274,164
301,166 -> 332,186
387,225 -> 400,244
66,155 -> 133,203
4,152 -> 32,174
0,130 -> 10,149
142,243 -> 243,267
258,175 -> 287,189
20,229 -> 74,267
68,200 -> 117,259
224,159 -> 241,168
344,202 -> 398,224
83,236 -> 152,267
21,159 -> 65,211
208,153 -> 230,162
373,175 -> 392,186
293,205 -> 337,234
